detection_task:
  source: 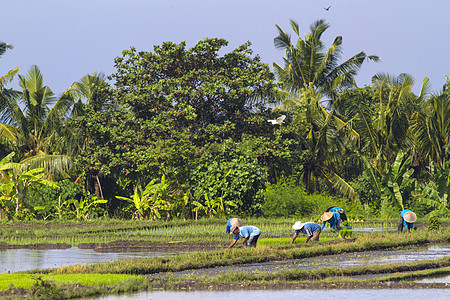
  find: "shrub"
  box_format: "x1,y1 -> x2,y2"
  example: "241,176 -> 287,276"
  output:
262,177 -> 314,218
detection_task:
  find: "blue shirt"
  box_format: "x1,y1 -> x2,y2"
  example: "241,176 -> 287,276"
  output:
294,222 -> 321,237
321,212 -> 340,230
400,209 -> 414,229
330,207 -> 343,212
234,226 -> 261,240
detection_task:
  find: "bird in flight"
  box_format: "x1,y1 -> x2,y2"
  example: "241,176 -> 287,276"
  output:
267,115 -> 286,125
324,6 -> 331,11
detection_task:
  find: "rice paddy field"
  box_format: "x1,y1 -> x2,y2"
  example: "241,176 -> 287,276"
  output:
0,218 -> 449,299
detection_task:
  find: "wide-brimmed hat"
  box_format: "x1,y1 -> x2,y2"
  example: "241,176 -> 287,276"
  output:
321,212 -> 333,221
403,211 -> 417,223
230,218 -> 243,227
292,221 -> 305,230
229,225 -> 239,234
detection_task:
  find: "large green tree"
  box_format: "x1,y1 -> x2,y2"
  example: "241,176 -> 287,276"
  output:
75,38 -> 275,190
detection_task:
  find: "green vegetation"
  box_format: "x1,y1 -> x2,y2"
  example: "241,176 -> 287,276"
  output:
0,18 -> 449,223
0,273 -> 144,291
25,227 -> 448,275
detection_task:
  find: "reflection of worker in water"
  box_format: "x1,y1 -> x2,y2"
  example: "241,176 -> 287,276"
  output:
320,211 -> 342,231
226,217 -> 243,233
228,225 -> 261,248
326,206 -> 347,222
290,221 -> 321,244
398,209 -> 417,232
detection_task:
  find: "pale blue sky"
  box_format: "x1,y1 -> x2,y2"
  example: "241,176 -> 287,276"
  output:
1,0 -> 449,95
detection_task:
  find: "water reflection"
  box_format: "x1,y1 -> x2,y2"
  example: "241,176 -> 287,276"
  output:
91,289 -> 450,300
163,245 -> 450,277
0,247 -> 174,273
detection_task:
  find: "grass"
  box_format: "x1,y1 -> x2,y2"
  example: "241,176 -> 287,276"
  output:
0,273 -> 144,291
0,219 -> 448,298
202,256 -> 450,283
258,236 -> 333,245
28,228 -> 449,275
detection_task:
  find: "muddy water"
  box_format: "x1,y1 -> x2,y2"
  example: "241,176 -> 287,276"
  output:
0,247 -> 176,273
417,275 -> 450,283
1,244 -> 448,275
162,244 -> 450,278
90,289 -> 450,300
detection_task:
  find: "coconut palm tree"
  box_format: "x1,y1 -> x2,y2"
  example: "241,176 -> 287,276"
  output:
0,42 -> 20,125
411,88 -> 450,168
273,19 -> 379,105
279,87 -> 358,200
367,73 -> 431,174
0,65 -> 74,179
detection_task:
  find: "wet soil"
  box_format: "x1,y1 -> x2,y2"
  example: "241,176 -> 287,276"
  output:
0,242 -> 71,250
151,281 -> 450,290
0,240 -> 221,252
77,240 -> 222,253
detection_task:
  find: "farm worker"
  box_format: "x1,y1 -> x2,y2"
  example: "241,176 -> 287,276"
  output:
326,206 -> 347,222
226,217 -> 243,234
398,209 -> 417,232
290,221 -> 321,244
320,211 -> 341,231
228,225 -> 261,248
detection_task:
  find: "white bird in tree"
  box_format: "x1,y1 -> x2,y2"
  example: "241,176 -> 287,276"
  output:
267,115 -> 286,125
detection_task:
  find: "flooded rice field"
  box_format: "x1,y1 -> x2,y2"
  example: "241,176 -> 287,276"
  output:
162,244 -> 450,277
90,288 -> 450,300
0,247 -> 176,273
2,243 -> 447,277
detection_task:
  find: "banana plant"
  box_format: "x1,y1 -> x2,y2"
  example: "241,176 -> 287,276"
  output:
416,160 -> 450,217
116,175 -> 174,220
360,150 -> 414,213
380,149 -> 414,211
67,196 -> 107,220
0,152 -> 59,215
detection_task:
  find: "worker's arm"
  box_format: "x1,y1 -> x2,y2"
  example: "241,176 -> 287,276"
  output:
304,235 -> 312,244
290,235 -> 297,244
241,237 -> 249,247
228,239 -> 238,249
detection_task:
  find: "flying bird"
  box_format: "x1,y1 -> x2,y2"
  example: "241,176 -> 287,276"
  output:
324,6 -> 331,11
267,115 -> 286,125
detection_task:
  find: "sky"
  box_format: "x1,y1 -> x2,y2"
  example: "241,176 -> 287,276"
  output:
1,0 -> 449,96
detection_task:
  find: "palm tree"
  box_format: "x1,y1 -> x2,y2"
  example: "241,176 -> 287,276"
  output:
411,89 -> 450,168
368,73 -> 430,174
71,72 -> 111,115
279,87 -> 358,200
0,41 -> 20,126
69,72 -> 112,198
273,19 -> 379,105
0,65 -> 74,179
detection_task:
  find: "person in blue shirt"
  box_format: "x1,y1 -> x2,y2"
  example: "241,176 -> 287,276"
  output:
226,218 -> 243,233
290,221 -> 321,244
320,211 -> 341,231
398,209 -> 417,232
228,225 -> 261,248
326,206 -> 347,222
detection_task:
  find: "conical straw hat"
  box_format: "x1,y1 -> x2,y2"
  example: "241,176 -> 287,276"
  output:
292,221 -> 305,230
230,218 -> 243,227
403,211 -> 417,223
320,212 -> 333,221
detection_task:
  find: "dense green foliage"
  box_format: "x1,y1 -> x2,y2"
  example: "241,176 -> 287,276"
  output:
0,20 -> 449,221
